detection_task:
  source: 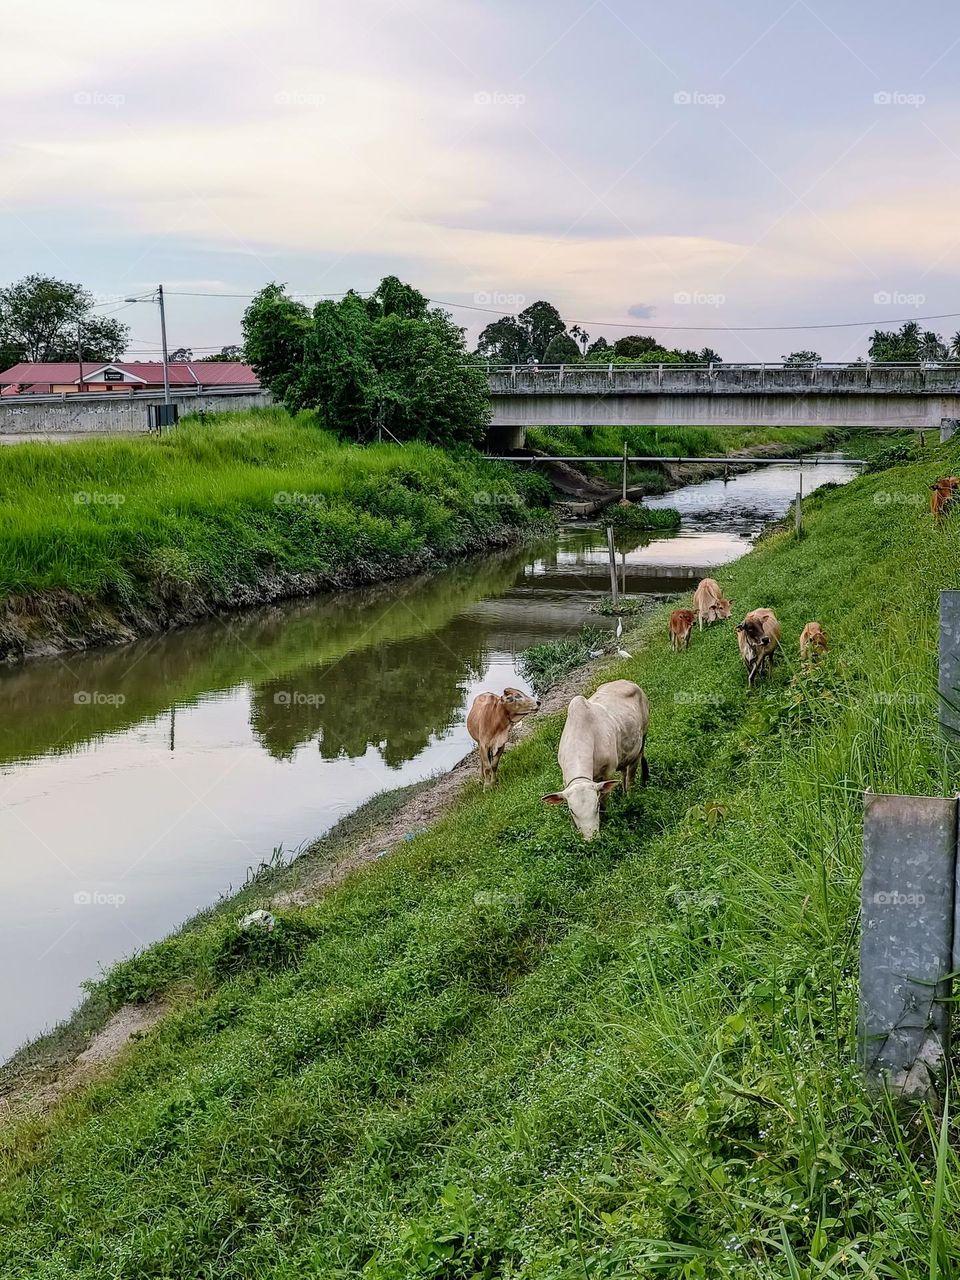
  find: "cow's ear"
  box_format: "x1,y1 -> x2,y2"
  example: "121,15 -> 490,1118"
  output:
598,779 -> 619,795
542,792 -> 568,805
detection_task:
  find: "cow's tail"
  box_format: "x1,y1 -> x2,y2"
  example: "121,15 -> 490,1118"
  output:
640,737 -> 649,785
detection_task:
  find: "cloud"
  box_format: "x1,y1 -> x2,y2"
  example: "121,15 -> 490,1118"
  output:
627,303 -> 656,319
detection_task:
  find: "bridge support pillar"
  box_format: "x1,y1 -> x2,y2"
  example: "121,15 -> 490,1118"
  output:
485,423 -> 526,452
941,419 -> 960,443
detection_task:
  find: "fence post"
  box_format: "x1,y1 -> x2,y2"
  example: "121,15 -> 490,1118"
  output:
939,590 -> 960,738
860,792 -> 957,1101
606,526 -> 619,610
622,441 -> 628,502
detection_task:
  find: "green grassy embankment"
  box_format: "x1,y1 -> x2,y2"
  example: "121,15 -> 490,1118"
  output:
1,439 -> 959,1277
0,408 -> 552,661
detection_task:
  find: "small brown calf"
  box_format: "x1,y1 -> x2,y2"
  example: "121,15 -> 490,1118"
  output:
669,608 -> 695,651
467,687 -> 539,789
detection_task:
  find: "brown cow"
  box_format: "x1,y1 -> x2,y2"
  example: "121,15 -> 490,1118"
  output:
467,687 -> 539,789
669,608 -> 695,651
693,577 -> 733,630
799,621 -> 828,660
736,608 -> 781,686
930,476 -> 960,521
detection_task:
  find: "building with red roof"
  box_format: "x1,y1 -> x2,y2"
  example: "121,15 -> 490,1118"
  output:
0,361 -> 260,395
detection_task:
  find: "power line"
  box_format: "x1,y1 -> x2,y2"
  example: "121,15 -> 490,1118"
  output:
122,286 -> 960,334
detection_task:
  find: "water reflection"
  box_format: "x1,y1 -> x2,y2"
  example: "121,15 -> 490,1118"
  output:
0,459 -> 857,1058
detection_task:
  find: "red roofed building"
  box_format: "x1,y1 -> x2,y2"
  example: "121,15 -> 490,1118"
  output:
0,362 -> 260,395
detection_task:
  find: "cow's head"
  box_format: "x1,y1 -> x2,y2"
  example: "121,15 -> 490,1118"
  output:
542,778 -> 618,841
715,597 -> 733,621
737,618 -> 767,648
501,687 -> 539,719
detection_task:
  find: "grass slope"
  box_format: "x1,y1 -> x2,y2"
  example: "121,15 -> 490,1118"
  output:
1,443 -> 959,1278
0,408 -> 550,602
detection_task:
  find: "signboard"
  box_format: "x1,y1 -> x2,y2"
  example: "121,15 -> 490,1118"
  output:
102,368 -> 124,382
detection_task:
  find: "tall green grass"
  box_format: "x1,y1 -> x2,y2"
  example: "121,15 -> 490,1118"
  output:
1,441 -> 959,1277
0,408 -> 548,604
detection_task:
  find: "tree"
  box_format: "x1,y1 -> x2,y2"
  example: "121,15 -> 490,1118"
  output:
698,347 -> 723,364
868,321 -> 946,363
782,350 -> 822,367
612,334 -> 664,359
169,347 -> 193,362
542,332 -> 581,364
245,277 -> 490,447
586,336 -> 610,358
476,316 -> 526,364
199,344 -> 245,362
569,324 -> 590,354
475,300 -> 565,363
242,283 -> 312,402
951,332 -> 960,360
0,274 -> 129,365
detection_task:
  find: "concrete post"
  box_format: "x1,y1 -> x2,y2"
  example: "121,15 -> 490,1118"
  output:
940,419 -> 960,443
860,792 -> 957,1100
939,591 -> 960,739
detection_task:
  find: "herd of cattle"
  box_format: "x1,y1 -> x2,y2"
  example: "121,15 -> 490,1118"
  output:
465,469 -> 956,840
466,575 -> 830,841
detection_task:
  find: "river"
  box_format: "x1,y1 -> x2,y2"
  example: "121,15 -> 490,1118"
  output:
0,457 -> 858,1059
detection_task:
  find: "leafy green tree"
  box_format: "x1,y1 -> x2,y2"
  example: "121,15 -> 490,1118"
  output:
542,332 -> 581,363
0,274 -> 129,365
169,347 -> 193,362
612,334 -> 664,359
782,350 -> 822,367
246,278 -> 489,446
242,283 -> 312,402
199,344 -> 245,362
476,300 -> 565,363
585,336 -> 610,358
698,347 -> 723,363
951,332 -> 960,360
868,321 -> 946,363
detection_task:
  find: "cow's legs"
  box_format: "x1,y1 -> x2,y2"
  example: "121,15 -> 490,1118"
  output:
622,761 -> 635,793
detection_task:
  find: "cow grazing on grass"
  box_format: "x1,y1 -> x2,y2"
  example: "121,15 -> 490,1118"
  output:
670,608 -> 695,651
467,688 -> 539,789
930,476 -> 960,521
542,679 -> 649,841
693,577 -> 733,630
799,621 -> 828,660
736,608 -> 781,686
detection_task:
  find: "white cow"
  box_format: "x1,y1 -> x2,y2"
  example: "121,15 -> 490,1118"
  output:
542,679 -> 649,841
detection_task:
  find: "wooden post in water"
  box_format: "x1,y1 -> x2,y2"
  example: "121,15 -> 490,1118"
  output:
606,525 -> 619,610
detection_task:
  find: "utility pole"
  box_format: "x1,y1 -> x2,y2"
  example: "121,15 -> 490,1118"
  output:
158,284 -> 171,407
76,320 -> 84,393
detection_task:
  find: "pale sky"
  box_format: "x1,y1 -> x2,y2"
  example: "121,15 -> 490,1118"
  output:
3,0 -> 960,360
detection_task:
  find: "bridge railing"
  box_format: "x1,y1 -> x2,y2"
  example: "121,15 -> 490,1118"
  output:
480,361 -> 960,395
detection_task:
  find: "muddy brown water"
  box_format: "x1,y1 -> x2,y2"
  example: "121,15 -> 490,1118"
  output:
0,458 -> 857,1060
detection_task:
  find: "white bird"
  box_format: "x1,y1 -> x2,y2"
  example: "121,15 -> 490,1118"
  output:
616,648 -> 632,659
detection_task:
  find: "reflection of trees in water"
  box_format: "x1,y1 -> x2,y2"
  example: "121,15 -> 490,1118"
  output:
249,621 -> 489,767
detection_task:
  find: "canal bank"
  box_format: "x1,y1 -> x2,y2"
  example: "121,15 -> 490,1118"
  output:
1,456 -> 856,1065
2,439 -> 959,1279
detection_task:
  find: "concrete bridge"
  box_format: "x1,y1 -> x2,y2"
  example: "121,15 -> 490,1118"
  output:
485,362 -> 960,447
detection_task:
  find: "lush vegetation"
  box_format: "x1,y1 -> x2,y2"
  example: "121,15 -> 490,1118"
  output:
603,503 -> 680,530
0,407 -> 548,608
243,277 -> 490,446
2,440 -> 959,1277
517,624 -> 611,694
0,273 -> 128,369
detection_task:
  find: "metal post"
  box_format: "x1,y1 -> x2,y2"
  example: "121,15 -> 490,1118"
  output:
794,492 -> 802,536
76,321 -> 84,394
158,284 -> 171,408
860,792 -> 957,1100
606,525 -> 619,610
939,591 -> 960,739
622,440 -> 628,503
